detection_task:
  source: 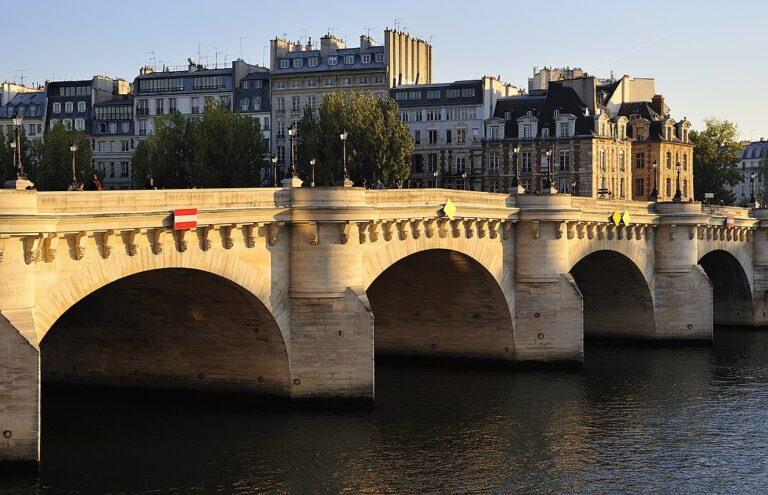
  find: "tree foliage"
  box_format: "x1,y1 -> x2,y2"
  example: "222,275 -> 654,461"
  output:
691,117 -> 742,204
132,104 -> 268,189
31,123 -> 93,191
1,127 -> 38,184
296,92 -> 413,186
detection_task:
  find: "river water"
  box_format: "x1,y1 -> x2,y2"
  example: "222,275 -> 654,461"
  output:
3,329 -> 768,494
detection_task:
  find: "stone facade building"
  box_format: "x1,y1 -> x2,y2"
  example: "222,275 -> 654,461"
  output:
92,96 -> 134,189
269,30 -> 432,174
733,140 -> 768,204
391,77 -> 519,189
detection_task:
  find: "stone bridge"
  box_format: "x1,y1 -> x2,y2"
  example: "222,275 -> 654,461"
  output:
1,186 -> 766,466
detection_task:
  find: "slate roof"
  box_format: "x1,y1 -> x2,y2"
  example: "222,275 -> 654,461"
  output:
740,141 -> 768,160
272,46 -> 386,75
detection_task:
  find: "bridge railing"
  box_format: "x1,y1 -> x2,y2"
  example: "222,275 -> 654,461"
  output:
570,197 -> 656,215
365,189 -> 510,208
701,204 -> 752,219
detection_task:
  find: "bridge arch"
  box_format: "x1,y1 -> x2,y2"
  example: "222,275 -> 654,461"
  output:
698,249 -> 754,326
569,249 -> 656,338
567,239 -> 654,288
365,246 -> 515,360
33,250 -> 289,345
41,267 -> 291,395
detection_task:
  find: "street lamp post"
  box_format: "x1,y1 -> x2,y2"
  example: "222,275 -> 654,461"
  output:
340,130 -> 349,182
511,145 -> 520,188
433,169 -> 439,188
287,124 -> 297,178
69,143 -> 79,191
462,171 -> 467,191
544,148 -> 555,193
750,171 -> 757,205
571,178 -> 577,196
673,161 -> 682,203
649,160 -> 658,202
310,158 -> 316,187
271,154 -> 278,186
11,113 -> 27,179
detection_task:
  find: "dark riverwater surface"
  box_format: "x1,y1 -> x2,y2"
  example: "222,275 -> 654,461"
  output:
3,330 -> 768,494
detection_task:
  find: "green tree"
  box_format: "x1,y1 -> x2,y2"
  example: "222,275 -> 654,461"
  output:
0,127 -> 36,183
296,92 -> 413,186
132,104 -> 267,189
691,117 -> 742,204
33,123 -> 92,191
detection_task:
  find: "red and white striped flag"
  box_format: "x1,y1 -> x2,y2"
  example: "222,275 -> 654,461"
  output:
173,208 -> 198,229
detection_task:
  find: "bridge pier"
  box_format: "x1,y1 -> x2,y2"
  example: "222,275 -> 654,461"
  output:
751,210 -> 768,327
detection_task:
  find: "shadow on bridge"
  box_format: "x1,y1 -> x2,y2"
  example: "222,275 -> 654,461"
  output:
41,268 -> 290,396
698,250 -> 754,327
366,249 -> 515,362
570,250 -> 656,339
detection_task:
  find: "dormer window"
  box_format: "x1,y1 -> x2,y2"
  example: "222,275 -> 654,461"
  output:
328,56 -> 337,66
361,54 -> 371,64
504,111 -> 512,121
553,109 -> 560,118
630,113 -> 640,121
541,128 -> 549,138
345,55 -> 355,65
280,59 -> 290,69
526,110 -> 533,117
293,58 -> 303,68
308,57 -> 318,67
375,53 -> 384,63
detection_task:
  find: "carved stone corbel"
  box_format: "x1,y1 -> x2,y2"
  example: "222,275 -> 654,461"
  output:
670,224 -> 677,240
0,234 -> 8,263
218,224 -> 235,249
268,222 -> 281,246
748,229 -> 754,242
398,220 -> 410,241
176,229 -> 188,252
501,221 -> 512,240
587,223 -> 595,240
242,224 -> 256,248
617,225 -> 624,240
739,228 -> 746,242
689,226 -> 696,240
488,220 -> 500,239
124,229 -> 139,256
597,224 -> 605,240
451,219 -> 462,238
726,228 -> 733,242
566,222 -> 576,240
151,228 -> 166,255
634,225 -> 643,240
697,225 -> 705,240
532,220 -> 540,240
719,228 -> 726,241
309,222 -> 320,245
71,231 -> 87,260
369,221 -> 380,242
94,230 -> 112,259
437,218 -> 449,239
358,222 -> 369,244
381,221 -> 394,241
340,222 -> 353,244
476,219 -> 487,239
24,234 -> 43,264
410,219 -> 423,239
42,233 -> 57,262
423,219 -> 435,239
705,227 -> 712,241
463,219 -> 476,239
607,224 -> 615,240
554,221 -> 564,240
199,225 -> 213,251
627,225 -> 634,240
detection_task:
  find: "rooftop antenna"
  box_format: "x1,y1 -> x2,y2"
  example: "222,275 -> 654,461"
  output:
239,36 -> 247,60
144,51 -> 157,70
327,27 -> 338,36
299,28 -> 309,45
428,35 -> 437,44
214,47 -> 224,68
15,69 -> 31,86
394,18 -> 404,31
197,42 -> 203,63
224,53 -> 233,66
263,45 -> 268,67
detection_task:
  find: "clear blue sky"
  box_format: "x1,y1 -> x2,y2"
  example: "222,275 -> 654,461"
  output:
6,0 -> 767,140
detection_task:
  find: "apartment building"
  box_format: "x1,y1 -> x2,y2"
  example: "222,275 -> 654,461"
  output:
92,96 -> 134,189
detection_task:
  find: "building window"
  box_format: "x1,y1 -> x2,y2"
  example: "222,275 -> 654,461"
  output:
109,122 -> 117,134
345,55 -> 355,65
291,79 -> 302,89
327,56 -> 337,66
156,98 -> 164,115
77,101 -> 86,112
242,80 -> 250,90
634,178 -> 644,197
635,152 -> 645,169
521,151 -> 532,172
457,128 -> 466,144
489,180 -> 498,192
373,75 -> 385,84
599,149 -> 606,172
666,151 -> 672,169
683,179 -> 688,197
53,102 -> 61,113
619,150 -> 625,172
559,150 -> 570,171
324,78 -> 334,87
375,53 -> 384,63
521,124 -> 533,139
280,59 -> 290,69
308,95 -> 317,111
276,97 -> 285,115
121,162 -> 129,177
75,119 -> 86,131
277,146 -> 285,163
274,81 -> 286,89
293,58 -> 303,68
358,76 -> 368,84
665,177 -> 672,197
308,57 -> 318,67
489,153 -> 499,173
361,54 -> 371,64
446,129 -> 452,144
683,153 -> 688,171
263,117 -> 270,131
291,96 -> 301,114
456,156 -> 466,173
138,119 -> 147,136
191,97 -> 200,114
307,79 -> 318,87
276,122 -> 285,138
65,102 -> 73,113
619,178 -> 626,198
426,109 -> 440,121
240,98 -> 249,111
341,77 -> 351,86
427,154 -> 438,172
558,122 -> 570,138
414,130 -> 420,145
427,89 -> 441,99
428,130 -> 438,144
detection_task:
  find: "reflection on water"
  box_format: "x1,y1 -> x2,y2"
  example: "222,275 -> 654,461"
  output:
3,330 -> 768,494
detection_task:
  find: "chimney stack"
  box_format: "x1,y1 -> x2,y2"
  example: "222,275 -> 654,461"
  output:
652,94 -> 665,116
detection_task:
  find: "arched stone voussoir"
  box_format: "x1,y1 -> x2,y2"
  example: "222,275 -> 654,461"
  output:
567,237 -> 655,286
33,250 -> 287,344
